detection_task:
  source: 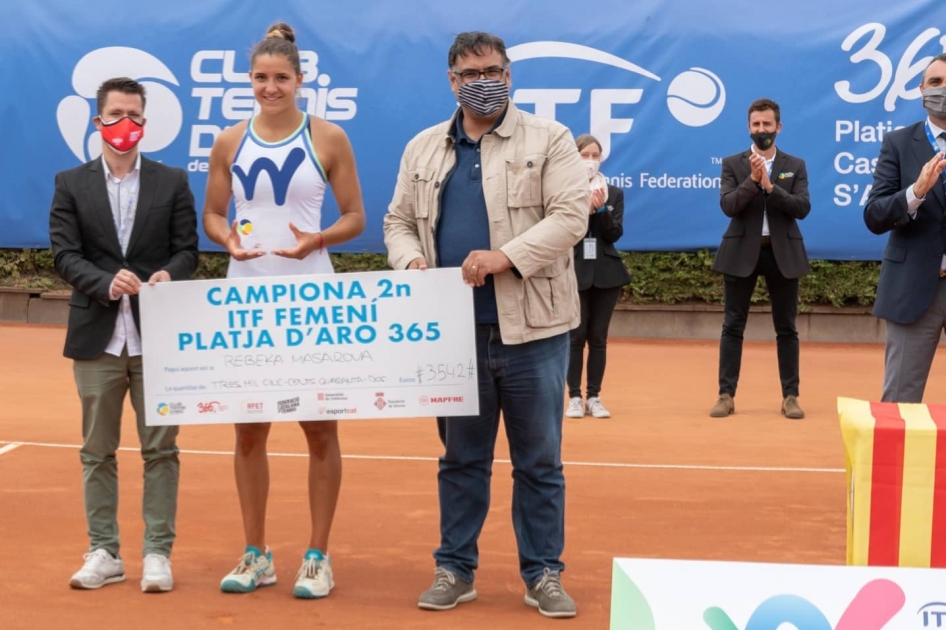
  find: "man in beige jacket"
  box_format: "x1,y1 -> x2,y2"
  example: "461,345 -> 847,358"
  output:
383,31 -> 588,619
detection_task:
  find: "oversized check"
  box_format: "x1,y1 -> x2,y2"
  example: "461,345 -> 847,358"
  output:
139,268 -> 478,425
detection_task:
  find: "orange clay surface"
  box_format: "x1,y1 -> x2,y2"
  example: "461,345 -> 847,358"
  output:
3,323 -> 942,629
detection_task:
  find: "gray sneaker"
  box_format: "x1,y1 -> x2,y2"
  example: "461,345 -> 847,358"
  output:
418,567 -> 477,611
525,568 -> 577,618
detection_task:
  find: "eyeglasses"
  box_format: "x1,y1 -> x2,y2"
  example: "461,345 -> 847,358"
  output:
452,66 -> 507,85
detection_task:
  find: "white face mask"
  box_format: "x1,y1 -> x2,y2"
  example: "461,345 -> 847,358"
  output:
583,159 -> 599,179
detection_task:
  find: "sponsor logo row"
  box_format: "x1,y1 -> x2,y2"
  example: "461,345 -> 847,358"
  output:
156,392 -> 467,418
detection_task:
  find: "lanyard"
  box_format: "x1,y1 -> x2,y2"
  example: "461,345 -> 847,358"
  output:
924,122 -> 946,186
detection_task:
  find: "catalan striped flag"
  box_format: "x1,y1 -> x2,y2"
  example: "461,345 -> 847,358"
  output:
839,397 -> 946,568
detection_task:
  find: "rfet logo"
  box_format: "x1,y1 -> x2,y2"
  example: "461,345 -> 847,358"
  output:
507,41 -> 725,160
197,401 -> 227,414
57,47 -> 183,163
241,401 -> 264,414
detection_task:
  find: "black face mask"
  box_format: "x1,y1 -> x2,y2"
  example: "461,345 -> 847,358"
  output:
750,132 -> 777,151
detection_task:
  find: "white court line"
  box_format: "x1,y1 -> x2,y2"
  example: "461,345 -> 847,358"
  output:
0,443 -> 22,456
0,440 -> 844,474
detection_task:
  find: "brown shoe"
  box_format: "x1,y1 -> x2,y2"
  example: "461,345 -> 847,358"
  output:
709,393 -> 734,417
781,395 -> 805,419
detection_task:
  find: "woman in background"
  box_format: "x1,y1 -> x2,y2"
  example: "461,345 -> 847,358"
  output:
565,134 -> 631,419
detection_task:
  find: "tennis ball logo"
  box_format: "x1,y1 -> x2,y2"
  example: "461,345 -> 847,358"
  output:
666,68 -> 726,127
238,219 -> 253,236
157,403 -> 170,416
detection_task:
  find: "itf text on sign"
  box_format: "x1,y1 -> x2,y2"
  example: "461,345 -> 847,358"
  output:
139,268 -> 478,425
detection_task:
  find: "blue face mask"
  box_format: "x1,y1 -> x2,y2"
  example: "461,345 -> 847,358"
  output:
457,79 -> 509,117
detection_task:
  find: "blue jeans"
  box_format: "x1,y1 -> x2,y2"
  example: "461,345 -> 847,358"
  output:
434,325 -> 569,586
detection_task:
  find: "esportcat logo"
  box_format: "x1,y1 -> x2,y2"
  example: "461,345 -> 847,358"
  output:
58,44 -> 359,169
507,41 -> 726,159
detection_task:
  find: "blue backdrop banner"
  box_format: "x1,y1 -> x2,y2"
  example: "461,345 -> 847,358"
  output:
1,0 -> 942,259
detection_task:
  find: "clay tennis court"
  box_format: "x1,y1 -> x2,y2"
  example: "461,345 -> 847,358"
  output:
2,323 -> 942,629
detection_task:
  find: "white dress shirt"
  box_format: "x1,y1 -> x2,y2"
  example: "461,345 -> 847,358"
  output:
751,147 -> 776,237
906,118 -> 946,270
103,155 -> 143,357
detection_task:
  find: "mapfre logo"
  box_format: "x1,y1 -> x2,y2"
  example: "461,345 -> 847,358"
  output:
423,396 -> 465,404
57,47 -> 183,162
507,41 -> 725,159
434,396 -> 464,404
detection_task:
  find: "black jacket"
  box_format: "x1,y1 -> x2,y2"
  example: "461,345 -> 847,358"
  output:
572,185 -> 631,291
711,148 -> 811,279
49,155 -> 199,360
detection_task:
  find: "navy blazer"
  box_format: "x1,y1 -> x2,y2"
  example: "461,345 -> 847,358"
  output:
49,156 -> 199,360
865,121 -> 946,324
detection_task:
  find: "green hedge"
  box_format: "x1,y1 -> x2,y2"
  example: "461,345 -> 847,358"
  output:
0,248 -> 879,308
623,250 -> 880,307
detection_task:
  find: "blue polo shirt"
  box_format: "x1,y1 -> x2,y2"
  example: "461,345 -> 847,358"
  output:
435,110 -> 504,324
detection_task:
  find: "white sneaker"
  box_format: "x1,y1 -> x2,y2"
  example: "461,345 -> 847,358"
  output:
141,553 -> 173,593
565,397 -> 585,418
292,550 -> 334,599
220,547 -> 277,593
69,548 -> 126,589
586,397 -> 611,418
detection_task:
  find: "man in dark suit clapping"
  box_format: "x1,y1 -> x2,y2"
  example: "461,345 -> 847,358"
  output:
865,53 -> 946,403
49,77 -> 198,593
709,98 -> 811,420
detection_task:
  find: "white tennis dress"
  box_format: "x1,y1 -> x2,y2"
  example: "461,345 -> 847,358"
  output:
228,114 -> 333,278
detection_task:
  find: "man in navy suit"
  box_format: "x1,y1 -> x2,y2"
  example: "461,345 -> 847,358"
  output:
865,53 -> 946,403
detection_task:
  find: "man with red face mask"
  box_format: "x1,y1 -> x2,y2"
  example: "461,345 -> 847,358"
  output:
49,77 -> 198,593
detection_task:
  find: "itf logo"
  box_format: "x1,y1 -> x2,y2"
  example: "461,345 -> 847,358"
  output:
666,68 -> 727,127
920,603 -> 946,628
57,47 -> 183,162
507,41 -> 725,159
